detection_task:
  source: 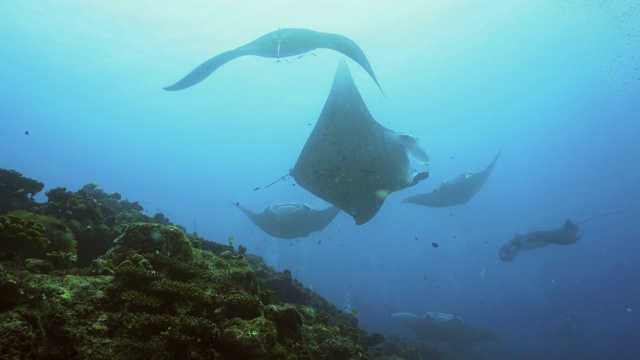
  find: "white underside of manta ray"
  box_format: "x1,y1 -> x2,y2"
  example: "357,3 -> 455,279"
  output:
233,202 -> 339,239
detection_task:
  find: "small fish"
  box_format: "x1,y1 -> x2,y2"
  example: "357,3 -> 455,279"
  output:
423,275 -> 428,280
13,188 -> 25,194
449,213 -> 453,216
352,309 -> 358,315
253,187 -> 260,191
228,236 -> 234,246
318,239 -> 322,245
453,235 -> 457,239
450,156 -> 455,159
431,242 -> 440,248
414,237 -> 419,240
24,130 -> 29,135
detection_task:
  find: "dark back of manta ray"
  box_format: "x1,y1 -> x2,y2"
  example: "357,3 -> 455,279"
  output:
291,61 -> 417,225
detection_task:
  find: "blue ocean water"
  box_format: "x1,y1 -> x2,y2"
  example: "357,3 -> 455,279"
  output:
1,1 -> 639,359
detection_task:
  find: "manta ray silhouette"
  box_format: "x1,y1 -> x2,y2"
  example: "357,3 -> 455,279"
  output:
233,202 -> 339,239
402,150 -> 500,207
391,312 -> 500,344
164,28 -> 384,95
499,210 -> 622,261
290,60 -> 429,225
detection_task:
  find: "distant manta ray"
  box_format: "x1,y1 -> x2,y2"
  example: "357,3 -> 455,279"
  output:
499,220 -> 582,262
499,210 -> 622,261
233,202 -> 339,239
164,28 -> 384,94
391,312 -> 500,344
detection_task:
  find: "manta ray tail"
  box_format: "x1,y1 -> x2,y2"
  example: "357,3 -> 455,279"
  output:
574,209 -> 624,226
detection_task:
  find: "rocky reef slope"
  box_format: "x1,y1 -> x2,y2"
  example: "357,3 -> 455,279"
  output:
0,168 -> 453,360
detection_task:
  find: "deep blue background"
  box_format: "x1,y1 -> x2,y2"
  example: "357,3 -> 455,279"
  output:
2,1 -> 639,359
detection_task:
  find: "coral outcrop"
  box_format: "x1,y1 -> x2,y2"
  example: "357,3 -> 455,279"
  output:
0,167 -> 451,359
0,169 -> 44,214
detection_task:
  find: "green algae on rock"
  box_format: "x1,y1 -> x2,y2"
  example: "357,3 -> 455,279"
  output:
0,210 -> 77,269
0,167 -> 445,360
0,221 -> 376,359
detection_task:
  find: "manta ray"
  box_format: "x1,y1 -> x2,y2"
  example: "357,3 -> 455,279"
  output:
391,312 -> 500,344
233,202 -> 339,239
498,219 -> 583,261
402,150 -> 501,207
290,60 -> 429,225
499,210 -> 622,261
164,28 -> 383,94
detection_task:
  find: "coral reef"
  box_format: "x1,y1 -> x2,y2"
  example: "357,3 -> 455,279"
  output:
40,185 -> 155,267
0,210 -> 77,269
0,167 -> 453,360
0,213 -> 49,260
0,169 -> 44,214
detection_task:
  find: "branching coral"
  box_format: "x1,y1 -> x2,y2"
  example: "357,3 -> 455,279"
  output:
0,213 -> 49,261
213,292 -> 263,321
0,210 -> 77,269
121,290 -> 162,312
145,252 -> 203,281
152,278 -> 210,306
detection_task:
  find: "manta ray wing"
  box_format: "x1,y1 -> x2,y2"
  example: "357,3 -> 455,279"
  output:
163,49 -> 253,91
290,60 -> 428,225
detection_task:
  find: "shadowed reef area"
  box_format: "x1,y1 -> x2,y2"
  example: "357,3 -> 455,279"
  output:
0,168 -> 455,360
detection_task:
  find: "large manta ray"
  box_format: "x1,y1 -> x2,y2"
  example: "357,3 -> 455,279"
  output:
402,150 -> 501,207
164,28 -> 383,94
391,312 -> 500,344
498,219 -> 583,261
290,60 -> 430,225
233,202 -> 339,239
